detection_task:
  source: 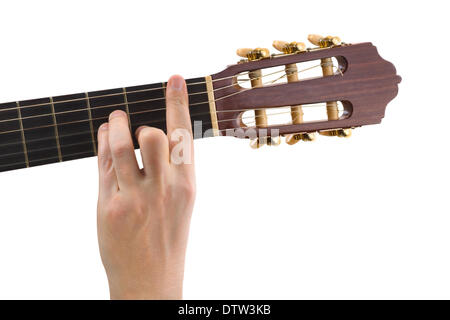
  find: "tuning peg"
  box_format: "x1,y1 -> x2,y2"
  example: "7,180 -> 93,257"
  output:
250,137 -> 265,149
250,136 -> 281,149
236,48 -> 253,58
272,41 -> 306,54
285,132 -> 316,145
308,34 -> 341,48
308,34 -> 323,46
236,47 -> 270,61
268,136 -> 281,146
319,128 -> 352,138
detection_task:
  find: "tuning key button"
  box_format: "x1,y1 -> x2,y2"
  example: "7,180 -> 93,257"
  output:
337,129 -> 352,138
272,41 -> 306,54
272,40 -> 288,52
285,133 -> 316,145
250,138 -> 265,149
267,136 -> 281,146
319,128 -> 352,138
250,136 -> 281,149
236,47 -> 270,61
307,34 -> 323,46
307,34 -> 342,48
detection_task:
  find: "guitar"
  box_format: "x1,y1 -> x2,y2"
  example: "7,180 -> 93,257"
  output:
0,35 -> 401,173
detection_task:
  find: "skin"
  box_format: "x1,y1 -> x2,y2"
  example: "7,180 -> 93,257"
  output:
96,75 -> 195,299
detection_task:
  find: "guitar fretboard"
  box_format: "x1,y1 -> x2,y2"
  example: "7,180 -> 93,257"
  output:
0,77 -> 213,172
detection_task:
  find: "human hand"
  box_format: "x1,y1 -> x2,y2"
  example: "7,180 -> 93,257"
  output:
96,75 -> 195,299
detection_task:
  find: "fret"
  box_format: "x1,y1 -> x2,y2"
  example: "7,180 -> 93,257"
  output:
125,83 -> 167,140
53,93 -> 96,161
85,92 -> 97,155
0,102 -> 28,172
16,102 -> 30,167
88,88 -> 127,146
20,97 -> 60,167
49,97 -> 63,162
122,88 -> 131,127
186,77 -> 213,138
125,78 -> 213,142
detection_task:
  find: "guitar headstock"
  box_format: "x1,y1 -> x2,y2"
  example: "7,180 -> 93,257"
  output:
210,34 -> 401,147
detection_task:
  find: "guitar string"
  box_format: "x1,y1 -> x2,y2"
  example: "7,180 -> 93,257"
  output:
0,66 -> 343,163
0,52 -> 339,114
0,103 -> 345,169
0,64 -> 324,124
0,62 -> 317,116
0,72 -> 251,113
0,102 -> 342,154
0,85 -> 341,158
0,63 -> 332,135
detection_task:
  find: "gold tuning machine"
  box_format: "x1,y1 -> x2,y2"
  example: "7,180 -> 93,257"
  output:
272,40 -> 306,54
285,133 -> 316,145
250,136 -> 281,149
319,128 -> 352,138
272,40 -> 315,145
307,34 -> 352,138
307,34 -> 342,48
237,47 -> 275,148
236,47 -> 271,61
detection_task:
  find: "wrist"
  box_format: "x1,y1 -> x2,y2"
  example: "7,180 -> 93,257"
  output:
107,271 -> 184,300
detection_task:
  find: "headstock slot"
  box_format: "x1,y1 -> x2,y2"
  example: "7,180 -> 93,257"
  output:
234,57 -> 344,89
239,101 -> 349,128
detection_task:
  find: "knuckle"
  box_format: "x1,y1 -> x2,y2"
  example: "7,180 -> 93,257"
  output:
111,141 -> 132,157
167,180 -> 196,203
104,197 -> 129,220
98,154 -> 113,170
138,127 -> 167,147
103,193 -> 146,223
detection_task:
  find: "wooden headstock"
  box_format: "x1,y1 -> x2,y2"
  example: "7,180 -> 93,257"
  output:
211,37 -> 401,142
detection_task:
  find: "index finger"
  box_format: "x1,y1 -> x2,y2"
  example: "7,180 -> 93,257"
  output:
165,75 -> 194,170
166,75 -> 192,141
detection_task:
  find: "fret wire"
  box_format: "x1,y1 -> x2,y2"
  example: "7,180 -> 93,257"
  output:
85,92 -> 97,155
162,82 -> 166,97
49,97 -> 63,162
16,101 -> 30,168
0,64 -> 330,124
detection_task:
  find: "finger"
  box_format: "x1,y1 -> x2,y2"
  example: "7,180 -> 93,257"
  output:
166,75 -> 192,147
135,126 -> 169,179
166,75 -> 195,172
97,123 -> 118,198
108,110 -> 141,188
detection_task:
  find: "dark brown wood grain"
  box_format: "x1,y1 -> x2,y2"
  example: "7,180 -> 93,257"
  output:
211,42 -> 401,137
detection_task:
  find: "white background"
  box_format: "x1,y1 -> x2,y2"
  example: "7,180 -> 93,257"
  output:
0,0 -> 448,299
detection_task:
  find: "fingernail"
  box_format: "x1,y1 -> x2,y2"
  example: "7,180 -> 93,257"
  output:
109,110 -> 125,120
135,125 -> 147,136
169,75 -> 185,91
99,123 -> 109,131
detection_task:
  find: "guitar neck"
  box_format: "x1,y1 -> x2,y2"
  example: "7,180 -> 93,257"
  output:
0,77 -> 214,173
